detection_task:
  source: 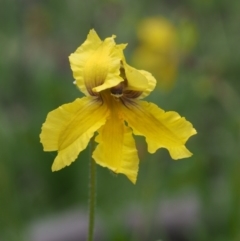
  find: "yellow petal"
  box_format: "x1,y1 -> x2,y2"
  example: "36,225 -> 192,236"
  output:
121,101 -> 197,159
70,29 -> 125,96
75,29 -> 102,54
93,112 -> 139,184
69,29 -> 102,95
123,63 -> 150,92
91,42 -> 125,93
137,70 -> 156,99
40,97 -> 109,171
121,61 -> 156,98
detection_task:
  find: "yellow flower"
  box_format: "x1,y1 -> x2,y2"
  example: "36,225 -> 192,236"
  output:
132,17 -> 179,90
40,29 -> 196,184
136,17 -> 177,52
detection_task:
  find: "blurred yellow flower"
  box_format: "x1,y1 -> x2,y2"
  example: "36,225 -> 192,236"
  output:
132,17 -> 179,90
40,29 -> 196,184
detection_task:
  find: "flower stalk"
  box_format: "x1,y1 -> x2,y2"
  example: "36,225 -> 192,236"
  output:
88,138 -> 96,241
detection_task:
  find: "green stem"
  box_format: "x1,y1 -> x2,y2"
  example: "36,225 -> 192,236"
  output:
87,139 -> 96,241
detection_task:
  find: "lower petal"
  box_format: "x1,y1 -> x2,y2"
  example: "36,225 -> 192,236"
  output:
121,101 -> 197,159
93,113 -> 139,184
40,97 -> 109,171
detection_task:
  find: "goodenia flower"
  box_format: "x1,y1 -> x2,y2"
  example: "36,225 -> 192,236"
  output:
40,29 -> 196,184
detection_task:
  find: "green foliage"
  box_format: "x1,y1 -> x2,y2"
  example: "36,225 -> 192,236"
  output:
1,0 -> 240,240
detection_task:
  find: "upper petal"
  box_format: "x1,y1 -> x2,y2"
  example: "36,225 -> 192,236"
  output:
40,97 -> 109,170
122,62 -> 156,98
69,29 -> 102,95
92,43 -> 126,93
137,70 -> 156,99
69,29 -> 125,96
92,111 -> 139,184
124,63 -> 149,91
121,101 -> 197,159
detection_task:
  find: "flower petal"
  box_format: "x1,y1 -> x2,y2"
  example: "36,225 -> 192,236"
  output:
137,70 -> 156,99
92,43 -> 126,93
123,63 -> 149,92
121,101 -> 197,159
69,29 -> 102,95
121,61 -> 156,98
70,29 -> 125,96
93,112 -> 139,184
40,97 -> 109,171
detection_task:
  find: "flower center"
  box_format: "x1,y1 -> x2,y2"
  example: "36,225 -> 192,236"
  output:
110,82 -> 124,98
98,65 -> 143,106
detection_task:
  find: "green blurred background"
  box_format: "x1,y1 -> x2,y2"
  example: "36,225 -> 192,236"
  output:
1,0 -> 240,240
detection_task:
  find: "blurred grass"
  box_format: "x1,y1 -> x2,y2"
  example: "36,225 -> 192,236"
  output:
1,0 -> 240,240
